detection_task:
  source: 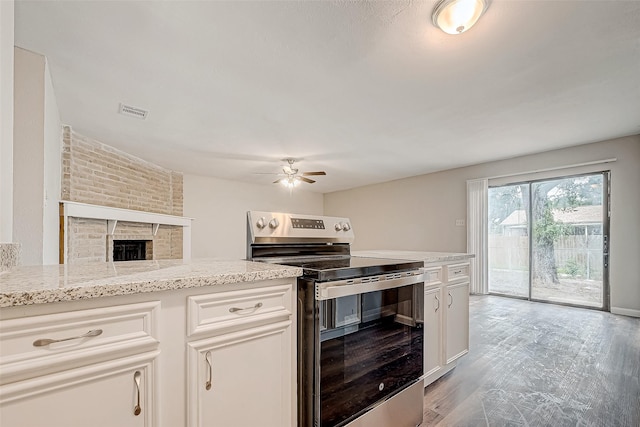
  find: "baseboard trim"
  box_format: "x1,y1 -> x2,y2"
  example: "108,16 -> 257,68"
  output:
611,307 -> 640,318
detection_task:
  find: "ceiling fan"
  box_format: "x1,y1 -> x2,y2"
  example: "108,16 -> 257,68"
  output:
272,159 -> 326,188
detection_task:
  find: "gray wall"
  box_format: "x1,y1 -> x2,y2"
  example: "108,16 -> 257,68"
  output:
185,173 -> 324,260
324,135 -> 640,315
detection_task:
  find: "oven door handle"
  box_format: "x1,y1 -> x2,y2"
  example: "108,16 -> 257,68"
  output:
316,272 -> 424,300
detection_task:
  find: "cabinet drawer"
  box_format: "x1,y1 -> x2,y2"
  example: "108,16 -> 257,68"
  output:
187,284 -> 292,337
422,267 -> 443,286
447,263 -> 470,282
0,301 -> 159,384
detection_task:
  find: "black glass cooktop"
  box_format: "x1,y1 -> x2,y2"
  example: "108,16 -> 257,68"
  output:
279,256 -> 423,282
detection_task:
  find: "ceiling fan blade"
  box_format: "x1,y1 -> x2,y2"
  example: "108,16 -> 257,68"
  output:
299,176 -> 316,184
273,178 -> 285,184
302,171 -> 326,176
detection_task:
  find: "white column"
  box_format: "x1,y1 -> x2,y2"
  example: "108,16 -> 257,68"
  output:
0,0 -> 14,242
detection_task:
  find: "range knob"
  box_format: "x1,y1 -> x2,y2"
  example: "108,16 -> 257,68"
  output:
268,218 -> 280,229
335,223 -> 343,232
256,217 -> 266,229
342,222 -> 351,231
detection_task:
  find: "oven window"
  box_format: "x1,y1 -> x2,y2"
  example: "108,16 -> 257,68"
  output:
319,284 -> 424,427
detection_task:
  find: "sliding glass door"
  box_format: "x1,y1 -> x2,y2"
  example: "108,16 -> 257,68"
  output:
488,184 -> 530,298
488,172 -> 609,309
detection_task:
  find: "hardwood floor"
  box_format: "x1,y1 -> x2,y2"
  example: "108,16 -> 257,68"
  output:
421,295 -> 640,427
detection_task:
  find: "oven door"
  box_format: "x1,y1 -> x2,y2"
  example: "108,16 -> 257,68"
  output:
315,274 -> 424,427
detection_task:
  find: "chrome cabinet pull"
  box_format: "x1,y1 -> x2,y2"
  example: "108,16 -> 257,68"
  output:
133,371 -> 142,416
434,295 -> 440,312
448,292 -> 453,308
32,329 -> 103,347
229,302 -> 263,313
205,351 -> 212,391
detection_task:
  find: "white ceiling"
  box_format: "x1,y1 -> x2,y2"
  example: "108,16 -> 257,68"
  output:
14,0 -> 640,193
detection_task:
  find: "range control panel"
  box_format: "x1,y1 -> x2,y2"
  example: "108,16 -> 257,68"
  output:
291,218 -> 325,229
247,211 -> 354,244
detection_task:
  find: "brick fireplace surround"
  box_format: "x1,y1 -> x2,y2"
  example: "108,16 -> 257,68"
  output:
61,127 -> 190,264
61,201 -> 191,264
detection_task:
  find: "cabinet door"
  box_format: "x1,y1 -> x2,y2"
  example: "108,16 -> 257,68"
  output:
188,320 -> 293,427
445,282 -> 470,364
424,287 -> 443,378
0,356 -> 155,427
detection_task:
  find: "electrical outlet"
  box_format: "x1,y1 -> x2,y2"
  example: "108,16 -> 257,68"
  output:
455,219 -> 465,226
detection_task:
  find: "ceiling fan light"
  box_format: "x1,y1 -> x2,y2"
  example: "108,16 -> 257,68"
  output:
281,177 -> 299,189
272,159 -> 326,189
432,0 -> 489,35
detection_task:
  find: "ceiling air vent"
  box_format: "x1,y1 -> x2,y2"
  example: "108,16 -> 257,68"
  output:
118,103 -> 149,120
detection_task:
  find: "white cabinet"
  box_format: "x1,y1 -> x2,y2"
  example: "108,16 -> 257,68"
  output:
0,302 -> 160,427
423,286 -> 443,378
0,357 -> 156,427
0,279 -> 296,427
188,321 -> 292,427
423,262 -> 470,387
186,284 -> 294,427
445,281 -> 469,364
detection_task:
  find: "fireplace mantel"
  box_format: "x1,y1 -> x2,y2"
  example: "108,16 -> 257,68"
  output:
60,201 -> 193,263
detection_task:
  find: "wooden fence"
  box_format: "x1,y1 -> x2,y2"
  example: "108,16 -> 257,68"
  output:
489,235 -> 603,280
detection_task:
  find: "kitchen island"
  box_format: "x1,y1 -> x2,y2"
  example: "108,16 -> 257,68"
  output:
0,258 -> 301,427
0,258 -> 301,307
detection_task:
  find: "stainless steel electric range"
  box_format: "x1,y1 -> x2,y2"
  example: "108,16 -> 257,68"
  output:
247,211 -> 425,427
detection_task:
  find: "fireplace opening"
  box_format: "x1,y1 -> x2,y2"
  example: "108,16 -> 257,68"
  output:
113,240 -> 147,261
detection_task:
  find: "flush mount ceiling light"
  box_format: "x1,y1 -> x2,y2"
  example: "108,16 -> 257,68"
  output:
432,0 -> 490,35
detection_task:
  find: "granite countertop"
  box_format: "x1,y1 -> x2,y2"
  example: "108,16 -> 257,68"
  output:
0,259 -> 302,308
0,243 -> 20,273
352,250 -> 474,263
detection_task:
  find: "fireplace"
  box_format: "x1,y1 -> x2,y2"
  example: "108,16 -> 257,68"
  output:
113,240 -> 150,261
60,201 -> 192,264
